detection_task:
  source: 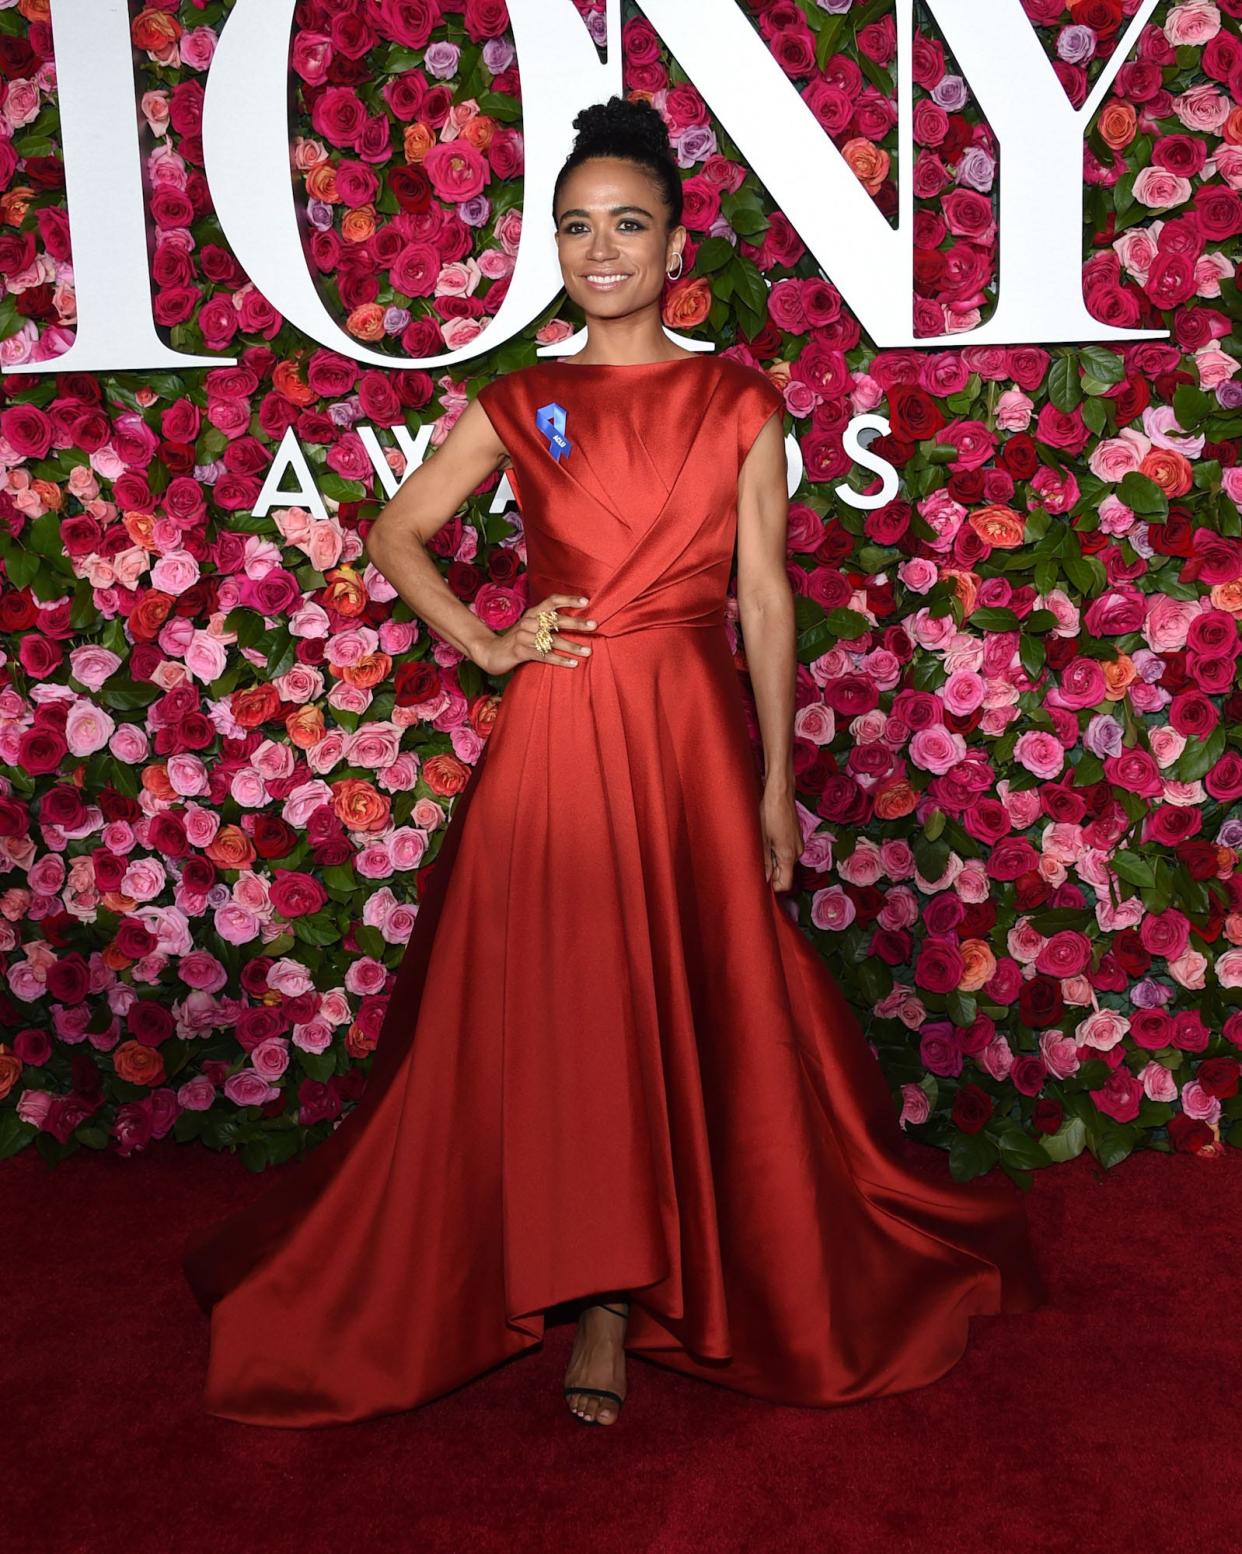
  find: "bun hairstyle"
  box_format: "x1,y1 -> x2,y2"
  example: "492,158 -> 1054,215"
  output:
553,94 -> 684,229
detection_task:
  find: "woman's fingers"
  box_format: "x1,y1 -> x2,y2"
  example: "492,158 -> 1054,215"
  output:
529,592 -> 598,667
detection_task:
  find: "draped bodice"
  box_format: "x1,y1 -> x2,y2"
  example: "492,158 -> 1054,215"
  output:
476,355 -> 785,639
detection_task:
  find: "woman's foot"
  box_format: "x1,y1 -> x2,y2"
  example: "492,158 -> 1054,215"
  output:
563,1300 -> 628,1424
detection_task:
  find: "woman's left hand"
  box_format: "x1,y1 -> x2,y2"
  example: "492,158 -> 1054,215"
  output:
760,785 -> 802,892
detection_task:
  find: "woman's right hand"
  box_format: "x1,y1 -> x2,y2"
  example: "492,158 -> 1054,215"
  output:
475,592 -> 599,676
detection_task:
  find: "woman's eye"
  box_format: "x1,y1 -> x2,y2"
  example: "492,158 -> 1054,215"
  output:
564,220 -> 642,234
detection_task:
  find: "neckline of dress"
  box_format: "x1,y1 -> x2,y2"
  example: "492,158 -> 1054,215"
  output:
548,354 -> 711,369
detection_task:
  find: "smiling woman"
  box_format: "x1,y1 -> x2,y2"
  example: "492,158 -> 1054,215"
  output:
183,92 -> 1044,1444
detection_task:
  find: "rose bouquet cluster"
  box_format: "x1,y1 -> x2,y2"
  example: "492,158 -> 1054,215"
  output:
0,0 -> 1239,1185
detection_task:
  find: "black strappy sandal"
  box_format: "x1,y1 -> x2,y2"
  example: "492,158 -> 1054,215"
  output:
564,1301 -> 630,1425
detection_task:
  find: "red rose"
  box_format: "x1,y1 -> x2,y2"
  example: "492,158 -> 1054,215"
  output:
1018,976 -> 1064,1029
269,870 -> 328,919
128,999 -> 175,1048
1032,1098 -> 1063,1135
1196,1057 -> 1239,1100
951,1082 -> 994,1134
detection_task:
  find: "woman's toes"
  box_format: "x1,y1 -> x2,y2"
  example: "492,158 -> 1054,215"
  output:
597,1401 -> 616,1424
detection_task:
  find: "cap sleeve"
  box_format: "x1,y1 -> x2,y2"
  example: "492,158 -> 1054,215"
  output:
475,373 -> 523,511
736,369 -> 785,466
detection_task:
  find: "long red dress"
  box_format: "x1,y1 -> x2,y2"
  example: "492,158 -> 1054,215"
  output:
182,353 -> 1045,1427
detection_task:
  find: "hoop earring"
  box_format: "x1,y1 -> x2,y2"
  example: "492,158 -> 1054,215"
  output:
665,252 -> 684,281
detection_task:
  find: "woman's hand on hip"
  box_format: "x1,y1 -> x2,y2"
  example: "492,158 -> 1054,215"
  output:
475,592 -> 598,675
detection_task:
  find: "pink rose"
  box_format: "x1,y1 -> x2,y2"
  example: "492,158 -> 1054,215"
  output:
1164,2 -> 1222,46
1013,730 -> 1065,780
909,725 -> 966,775
1132,167 -> 1193,209
1140,908 -> 1191,961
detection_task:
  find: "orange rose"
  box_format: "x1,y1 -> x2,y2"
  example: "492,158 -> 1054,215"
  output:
305,162 -> 339,203
1139,448 -> 1193,498
272,359 -> 317,407
101,891 -> 138,914
347,303 -> 387,342
123,511 -> 158,551
113,1039 -> 165,1087
841,137 -> 890,195
206,824 -> 258,870
470,693 -> 503,738
128,590 -> 175,643
1098,102 -> 1137,150
422,752 -> 472,798
968,504 -> 1026,548
331,778 -> 391,833
958,938 -> 997,992
230,683 -> 282,730
131,6 -> 181,52
872,776 -> 918,820
32,478 -> 62,512
322,566 -> 367,616
1102,653 -> 1138,700
0,1045 -> 20,1102
1224,106 -> 1242,146
102,941 -> 136,972
1210,580 -> 1242,614
403,123 -> 437,163
341,206 -> 377,243
0,185 -> 34,225
336,652 -> 393,691
285,703 -> 326,749
141,763 -> 178,803
460,115 -> 497,151
940,567 -> 981,616
346,1020 -> 377,1058
662,276 -> 711,329
18,0 -> 51,23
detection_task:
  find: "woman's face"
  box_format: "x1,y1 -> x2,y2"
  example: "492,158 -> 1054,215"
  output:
554,156 -> 684,320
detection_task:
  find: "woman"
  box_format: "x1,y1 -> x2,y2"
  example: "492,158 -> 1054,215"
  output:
183,96 -> 1045,1431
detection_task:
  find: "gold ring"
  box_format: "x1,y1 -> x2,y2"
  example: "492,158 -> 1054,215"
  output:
533,607 -> 558,654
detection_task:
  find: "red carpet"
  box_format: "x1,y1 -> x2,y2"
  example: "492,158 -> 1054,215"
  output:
4,1142 -> 1240,1554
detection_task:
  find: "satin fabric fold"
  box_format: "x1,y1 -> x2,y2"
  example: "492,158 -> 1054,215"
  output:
182,356 -> 1044,1427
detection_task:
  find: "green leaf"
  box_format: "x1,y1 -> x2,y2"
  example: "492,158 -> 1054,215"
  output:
996,1125 -> 1052,1172
320,473 -> 366,503
914,833 -> 950,881
1039,1116 -> 1087,1163
970,605 -> 1020,632
1118,471 -> 1168,517
1171,722 -> 1226,784
823,607 -> 871,640
1048,355 -> 1081,412
946,989 -> 977,1027
1088,1120 -> 1135,1171
949,1129 -> 999,1183
1078,346 -> 1125,385
98,680 -> 162,712
291,911 -> 344,947
4,547 -> 39,590
1174,383 -> 1213,432
1019,633 -> 1046,679
224,608 -> 265,650
1111,850 -> 1156,888
0,1108 -> 36,1159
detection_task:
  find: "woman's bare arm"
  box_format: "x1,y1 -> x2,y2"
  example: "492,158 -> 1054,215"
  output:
736,415 -> 795,797
365,396 -> 513,667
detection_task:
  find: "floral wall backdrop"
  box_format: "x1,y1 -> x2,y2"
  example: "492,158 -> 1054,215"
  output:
1,0 -> 1241,1183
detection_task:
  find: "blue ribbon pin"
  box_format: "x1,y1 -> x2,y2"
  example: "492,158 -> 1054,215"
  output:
535,400 -> 572,462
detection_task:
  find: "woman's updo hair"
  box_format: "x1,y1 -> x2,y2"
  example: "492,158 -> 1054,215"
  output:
553,94 -> 684,230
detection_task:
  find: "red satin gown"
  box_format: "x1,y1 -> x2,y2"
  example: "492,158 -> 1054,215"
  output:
182,353 -> 1045,1427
